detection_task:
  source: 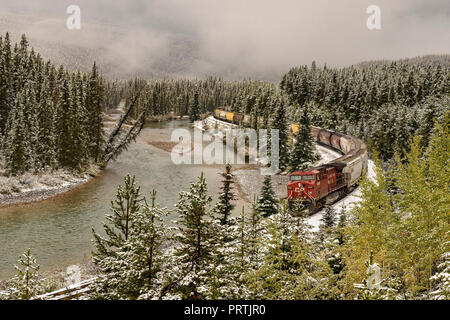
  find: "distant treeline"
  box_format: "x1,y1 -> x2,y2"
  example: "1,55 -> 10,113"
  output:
2,31 -> 448,177
280,57 -> 450,160
124,55 -> 450,163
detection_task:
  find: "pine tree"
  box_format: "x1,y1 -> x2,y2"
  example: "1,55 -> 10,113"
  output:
92,175 -> 143,264
269,96 -> 289,170
56,75 -> 74,168
7,249 -> 41,300
4,89 -> 28,175
214,163 -> 236,225
91,188 -> 167,300
257,175 -> 279,218
160,173 -> 214,299
189,89 -> 200,122
86,62 -> 105,163
288,108 -> 319,172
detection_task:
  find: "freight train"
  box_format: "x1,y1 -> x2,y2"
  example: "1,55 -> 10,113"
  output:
287,127 -> 368,211
212,109 -> 368,211
213,109 -> 248,125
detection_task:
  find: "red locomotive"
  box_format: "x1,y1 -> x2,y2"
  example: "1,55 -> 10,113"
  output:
287,127 -> 368,212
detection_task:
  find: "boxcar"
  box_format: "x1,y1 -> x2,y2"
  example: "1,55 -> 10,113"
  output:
340,137 -> 354,154
226,112 -> 235,123
318,129 -> 332,146
234,114 -> 244,125
330,134 -> 342,151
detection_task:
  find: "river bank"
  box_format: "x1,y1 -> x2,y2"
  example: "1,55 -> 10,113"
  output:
0,166 -> 101,208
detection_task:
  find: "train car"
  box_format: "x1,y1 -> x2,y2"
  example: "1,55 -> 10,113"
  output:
211,109 -> 369,210
234,114 -> 244,125
226,111 -> 235,123
339,137 -> 354,154
330,134 -> 342,151
318,129 -> 332,146
288,126 -> 368,212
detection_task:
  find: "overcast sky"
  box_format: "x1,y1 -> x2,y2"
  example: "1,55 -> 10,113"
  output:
0,0 -> 448,79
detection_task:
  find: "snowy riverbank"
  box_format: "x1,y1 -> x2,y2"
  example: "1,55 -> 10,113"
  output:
0,167 -> 100,208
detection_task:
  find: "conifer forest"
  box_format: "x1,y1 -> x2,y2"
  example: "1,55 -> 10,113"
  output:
0,0 -> 448,305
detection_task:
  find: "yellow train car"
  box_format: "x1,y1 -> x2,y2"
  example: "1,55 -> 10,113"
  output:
225,111 -> 235,123
214,109 -> 221,118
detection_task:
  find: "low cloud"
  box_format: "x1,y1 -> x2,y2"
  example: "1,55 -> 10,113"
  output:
0,0 -> 448,80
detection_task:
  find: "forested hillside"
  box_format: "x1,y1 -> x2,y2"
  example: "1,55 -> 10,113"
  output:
280,56 -> 450,160
0,33 -> 107,176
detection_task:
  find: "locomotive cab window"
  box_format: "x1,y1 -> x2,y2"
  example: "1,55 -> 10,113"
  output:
302,175 -> 315,181
290,175 -> 302,181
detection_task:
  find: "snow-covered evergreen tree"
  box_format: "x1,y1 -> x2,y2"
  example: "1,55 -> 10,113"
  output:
257,175 -> 279,218
92,175 -> 143,263
7,249 -> 41,300
214,163 -> 237,225
288,108 -> 319,172
269,96 -> 289,170
160,173 -> 214,299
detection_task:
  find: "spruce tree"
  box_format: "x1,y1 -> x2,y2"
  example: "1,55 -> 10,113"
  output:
4,89 -> 28,175
288,108 -> 319,172
257,175 -> 279,218
86,62 -> 105,163
92,175 -> 143,264
214,163 -> 237,225
269,96 -> 289,170
320,205 -> 336,232
56,75 -> 74,168
189,89 -> 200,122
247,196 -> 265,272
7,249 -> 41,300
91,189 -> 167,300
161,172 -> 214,299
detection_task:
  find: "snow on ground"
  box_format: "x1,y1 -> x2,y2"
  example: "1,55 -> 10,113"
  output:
197,116 -> 377,233
307,160 -> 376,232
0,170 -> 95,207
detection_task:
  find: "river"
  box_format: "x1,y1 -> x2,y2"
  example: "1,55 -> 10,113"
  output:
0,120 -> 247,279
